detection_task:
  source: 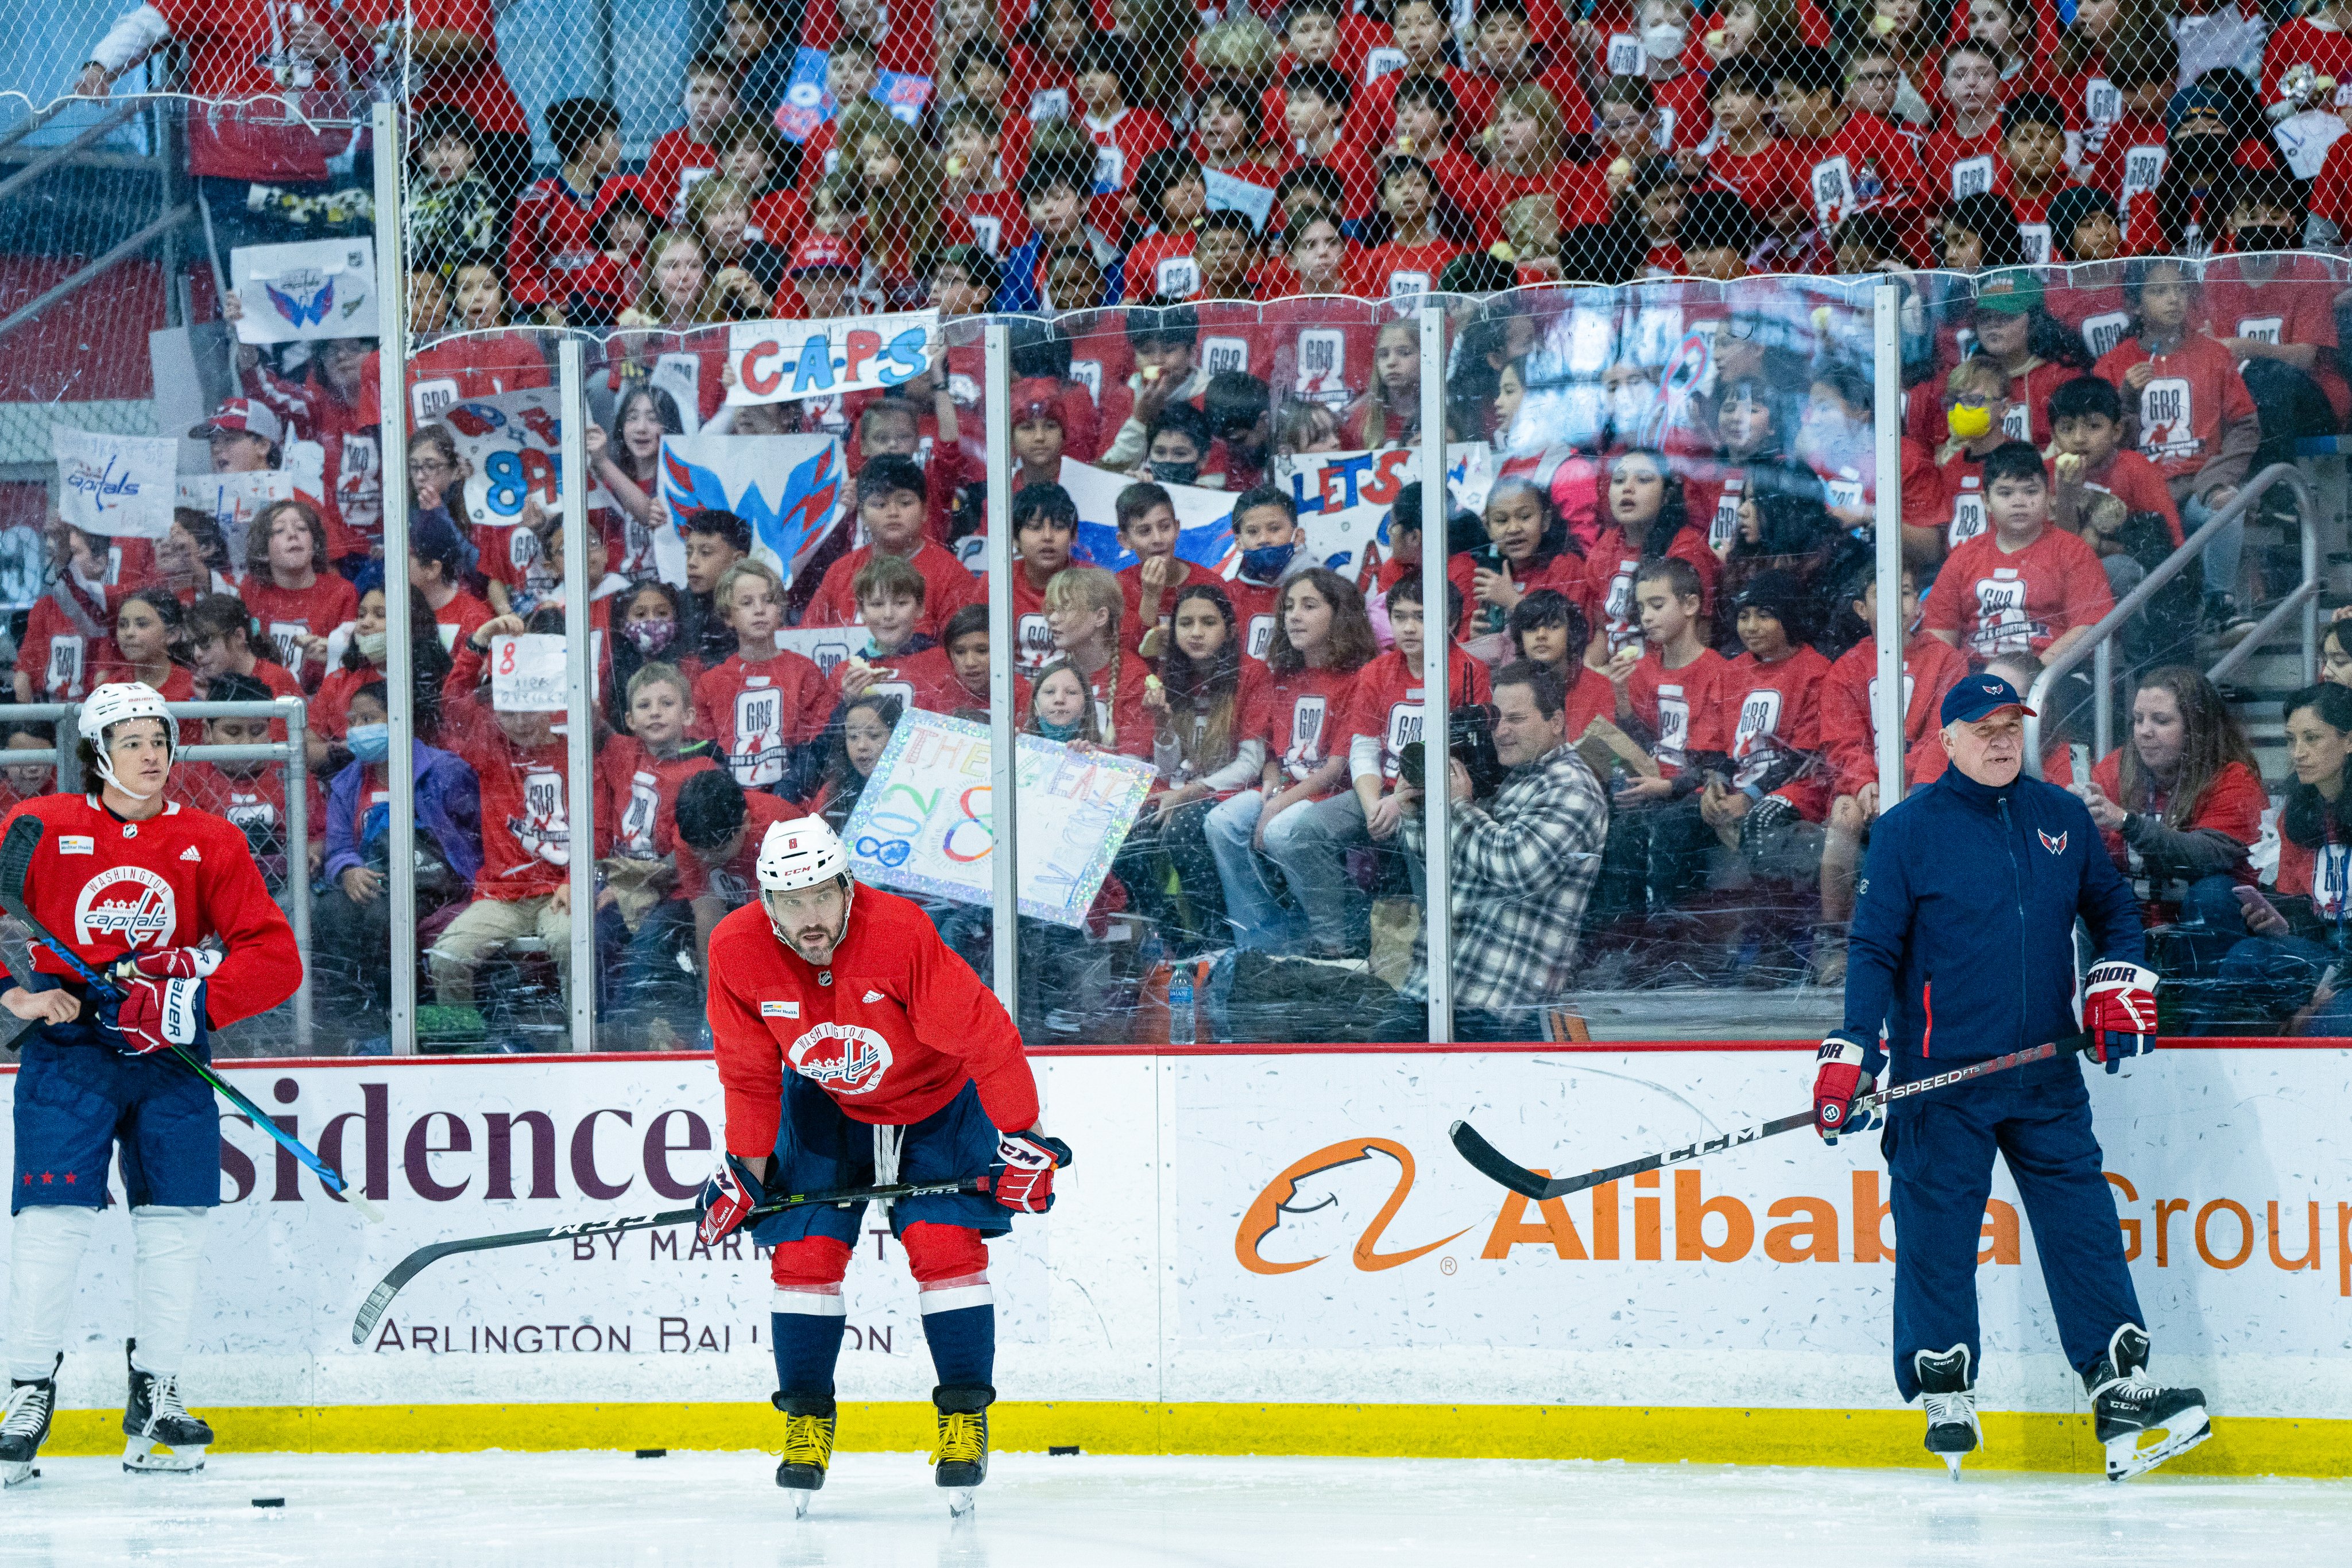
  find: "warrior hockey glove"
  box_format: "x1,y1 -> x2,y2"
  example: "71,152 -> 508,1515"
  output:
2084,960 -> 2160,1072
105,975 -> 207,1056
988,1131 -> 1071,1213
1812,1032 -> 1881,1144
695,1154 -> 767,1246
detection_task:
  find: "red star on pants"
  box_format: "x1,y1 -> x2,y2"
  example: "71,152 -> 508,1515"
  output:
63,1173 -> 75,1184
40,1172 -> 53,1184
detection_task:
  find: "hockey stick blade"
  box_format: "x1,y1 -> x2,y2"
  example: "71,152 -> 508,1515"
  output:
0,816 -> 384,1224
350,1176 -> 987,1344
1452,1033 -> 2092,1202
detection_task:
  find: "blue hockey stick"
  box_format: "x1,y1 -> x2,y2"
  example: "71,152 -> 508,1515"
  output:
0,815 -> 385,1224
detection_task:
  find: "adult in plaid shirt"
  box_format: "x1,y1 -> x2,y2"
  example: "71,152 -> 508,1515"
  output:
1383,660 -> 1608,1042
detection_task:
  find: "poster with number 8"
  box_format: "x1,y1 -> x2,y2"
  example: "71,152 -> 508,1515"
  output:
443,387 -> 614,534
839,710 -> 1155,928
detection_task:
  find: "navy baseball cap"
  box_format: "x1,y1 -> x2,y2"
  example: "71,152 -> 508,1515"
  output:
1940,673 -> 2037,726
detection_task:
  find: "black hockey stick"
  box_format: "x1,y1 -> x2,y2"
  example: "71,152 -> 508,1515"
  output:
0,815 -> 385,1222
1451,1032 -> 2093,1201
350,1176 -> 989,1342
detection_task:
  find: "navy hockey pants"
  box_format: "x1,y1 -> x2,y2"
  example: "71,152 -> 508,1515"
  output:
1884,1053 -> 2142,1400
13,1023 -> 218,1214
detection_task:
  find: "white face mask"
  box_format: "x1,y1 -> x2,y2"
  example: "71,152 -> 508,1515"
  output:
1642,21 -> 1687,60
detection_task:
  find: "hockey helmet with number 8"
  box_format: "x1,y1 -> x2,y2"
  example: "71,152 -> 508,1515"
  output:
80,682 -> 177,797
757,816 -> 855,946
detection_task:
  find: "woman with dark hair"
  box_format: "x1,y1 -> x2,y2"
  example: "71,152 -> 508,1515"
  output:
1937,192 -> 2027,269
1585,449 -> 1717,658
2075,665 -> 2267,992
2215,682 -> 2352,1033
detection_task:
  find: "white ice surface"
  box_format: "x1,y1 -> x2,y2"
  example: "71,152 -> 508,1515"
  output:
2,1450 -> 2346,1567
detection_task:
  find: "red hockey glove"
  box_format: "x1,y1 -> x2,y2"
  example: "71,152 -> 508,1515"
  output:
988,1131 -> 1071,1213
2084,960 -> 2159,1073
104,975 -> 208,1056
695,1154 -> 766,1247
115,947 -> 222,983
1812,1032 -> 1881,1145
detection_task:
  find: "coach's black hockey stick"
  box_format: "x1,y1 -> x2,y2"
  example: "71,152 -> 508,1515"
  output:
350,1176 -> 990,1342
1452,1032 -> 2094,1201
0,815 -> 385,1222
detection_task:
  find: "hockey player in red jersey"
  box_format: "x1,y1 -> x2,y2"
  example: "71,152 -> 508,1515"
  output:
695,815 -> 1068,1517
0,683 -> 302,1486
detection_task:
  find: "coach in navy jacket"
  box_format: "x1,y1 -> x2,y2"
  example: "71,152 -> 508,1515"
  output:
1840,692 -> 2144,1083
1815,673 -> 2171,1424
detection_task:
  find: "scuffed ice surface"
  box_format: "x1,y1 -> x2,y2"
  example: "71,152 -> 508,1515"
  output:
2,1450 -> 2347,1566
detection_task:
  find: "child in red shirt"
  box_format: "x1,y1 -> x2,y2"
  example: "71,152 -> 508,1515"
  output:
2048,374 -> 2185,607
1450,477 -> 1590,647
803,455 -> 981,637
2076,668 -> 2269,926
507,98 -> 624,324
238,499 -> 358,691
642,52 -> 735,221
693,559 -> 830,793
1770,45 -> 1929,241
1042,567 -> 1155,762
1356,157 -> 1464,300
1922,442 -> 2115,665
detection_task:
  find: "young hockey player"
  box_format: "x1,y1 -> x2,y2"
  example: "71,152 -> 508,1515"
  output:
695,815 -> 1070,1516
1816,673 -> 2211,1481
0,683 -> 303,1484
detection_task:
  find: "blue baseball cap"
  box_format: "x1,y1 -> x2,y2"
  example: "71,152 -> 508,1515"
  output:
1940,673 -> 2037,727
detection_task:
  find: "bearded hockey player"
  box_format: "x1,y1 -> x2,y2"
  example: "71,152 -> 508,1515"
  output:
1817,675 -> 2209,1481
695,815 -> 1069,1517
0,683 -> 303,1484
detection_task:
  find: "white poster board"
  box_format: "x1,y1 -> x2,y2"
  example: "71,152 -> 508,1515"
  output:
724,311 -> 941,405
657,432 -> 846,589
230,238 -> 380,343
490,634 -> 568,712
50,424 -> 173,538
840,708 -> 1153,927
176,469 -> 296,564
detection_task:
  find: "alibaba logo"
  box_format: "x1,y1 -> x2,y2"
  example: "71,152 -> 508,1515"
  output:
1235,1137 -> 1474,1276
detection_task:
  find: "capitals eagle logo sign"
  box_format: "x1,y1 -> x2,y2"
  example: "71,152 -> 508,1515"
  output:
2039,829 -> 2068,855
263,266 -> 335,330
662,439 -> 845,587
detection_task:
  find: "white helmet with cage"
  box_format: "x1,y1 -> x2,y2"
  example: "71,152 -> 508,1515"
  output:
80,682 -> 176,799
756,816 -> 855,951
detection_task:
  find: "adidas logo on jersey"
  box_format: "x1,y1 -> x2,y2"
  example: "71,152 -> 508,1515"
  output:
863,990 -> 883,1002
179,846 -> 201,862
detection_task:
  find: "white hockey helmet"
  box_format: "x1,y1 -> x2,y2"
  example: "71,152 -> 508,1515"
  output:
81,681 -> 176,798
757,816 -> 851,893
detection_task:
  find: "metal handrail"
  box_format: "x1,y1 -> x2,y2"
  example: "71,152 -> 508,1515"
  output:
0,101 -> 141,206
2026,462 -> 2319,774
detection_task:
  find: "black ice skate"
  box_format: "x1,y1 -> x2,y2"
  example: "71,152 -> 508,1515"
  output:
771,1391 -> 835,1518
2085,1325 -> 2210,1482
930,1384 -> 993,1517
1914,1345 -> 1982,1480
122,1339 -> 211,1474
1,1353 -> 60,1486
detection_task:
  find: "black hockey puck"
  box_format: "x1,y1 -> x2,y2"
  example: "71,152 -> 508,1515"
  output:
1049,1445 -> 1081,1456
252,1498 -> 284,1508
635,1449 -> 667,1459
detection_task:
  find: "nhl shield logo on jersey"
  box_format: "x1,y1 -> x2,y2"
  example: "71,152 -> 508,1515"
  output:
788,1022 -> 893,1094
73,865 -> 177,948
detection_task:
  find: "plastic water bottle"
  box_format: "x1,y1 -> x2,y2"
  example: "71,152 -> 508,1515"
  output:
1167,964 -> 1194,1045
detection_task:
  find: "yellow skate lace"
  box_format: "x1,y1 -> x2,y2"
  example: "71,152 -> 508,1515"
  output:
930,1411 -> 987,1467
780,1414 -> 835,1470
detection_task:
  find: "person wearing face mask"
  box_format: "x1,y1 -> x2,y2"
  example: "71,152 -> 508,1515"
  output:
315,679 -> 484,1051
311,587 -> 454,773
1221,487 -> 1310,665
604,580 -> 701,734
1132,401 -> 1223,491
2201,165 -> 2351,455
1635,0 -> 1715,158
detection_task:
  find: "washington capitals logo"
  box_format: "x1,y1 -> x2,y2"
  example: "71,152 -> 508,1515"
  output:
2039,829 -> 2068,855
662,440 -> 844,582
263,266 -> 333,328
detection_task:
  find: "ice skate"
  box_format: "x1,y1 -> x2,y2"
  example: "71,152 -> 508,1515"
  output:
1,1354 -> 59,1487
2086,1325 -> 2210,1482
771,1392 -> 835,1517
931,1384 -> 993,1517
1914,1345 -> 1981,1479
121,1340 -> 211,1474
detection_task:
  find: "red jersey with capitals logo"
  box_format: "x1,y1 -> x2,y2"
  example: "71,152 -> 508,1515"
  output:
505,176 -> 609,311
1921,525 -> 2115,660
1724,645 -> 1832,821
2091,332 -> 2257,486
693,651 -> 830,790
1819,631 -> 1970,798
1626,646 -> 1731,778
0,793 -> 300,1027
598,735 -> 719,864
1341,648 -> 1491,787
708,885 -> 1039,1148
1256,663 -> 1361,796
